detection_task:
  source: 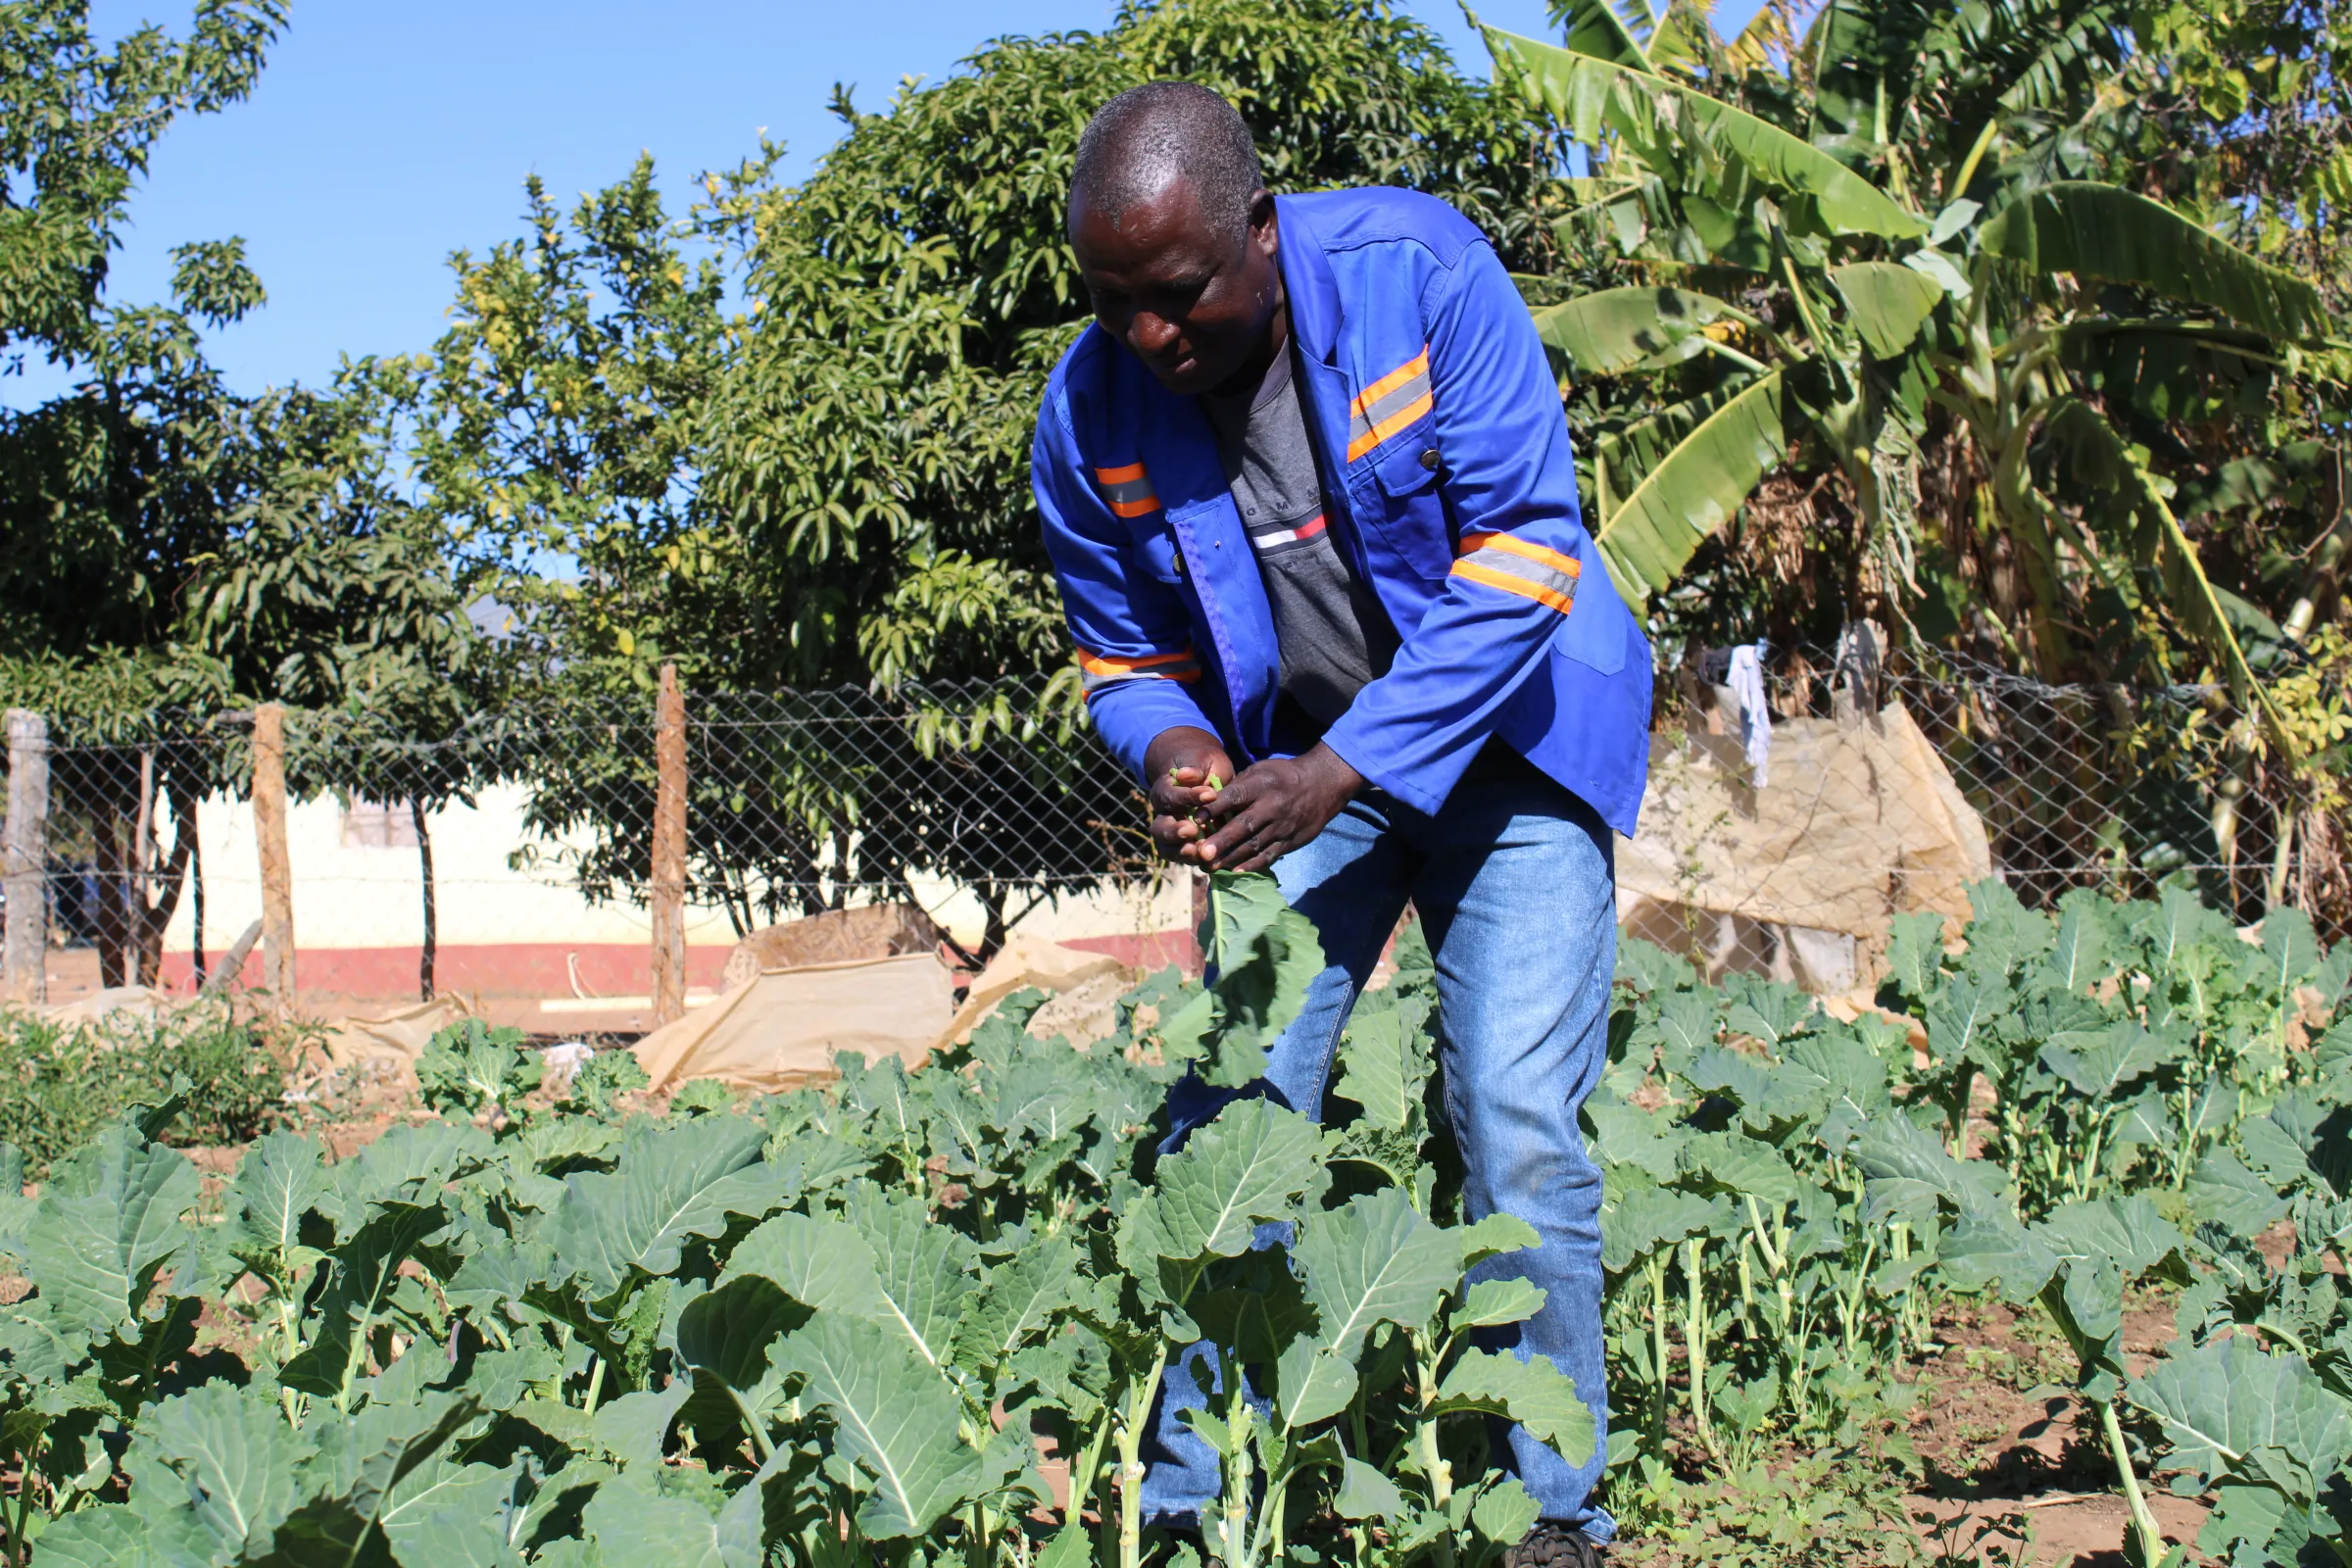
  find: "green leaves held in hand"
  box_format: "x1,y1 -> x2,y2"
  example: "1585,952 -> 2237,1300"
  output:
1159,870 -> 1327,1087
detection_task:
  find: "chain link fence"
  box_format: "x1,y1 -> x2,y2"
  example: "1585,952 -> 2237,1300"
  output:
0,651 -> 2315,1018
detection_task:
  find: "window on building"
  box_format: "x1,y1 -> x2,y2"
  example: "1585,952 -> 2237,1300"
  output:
341,800 -> 419,849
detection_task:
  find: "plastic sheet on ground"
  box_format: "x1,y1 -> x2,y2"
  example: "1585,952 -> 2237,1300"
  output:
1618,697 -> 1992,987
32,986 -> 176,1028
636,951 -> 955,1094
322,995 -> 474,1069
940,934 -> 1127,1052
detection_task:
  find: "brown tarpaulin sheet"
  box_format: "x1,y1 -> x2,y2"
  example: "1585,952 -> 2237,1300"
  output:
939,934 -> 1126,1050
1618,697 -> 1992,947
321,996 -> 474,1068
719,903 -> 948,990
634,952 -> 955,1094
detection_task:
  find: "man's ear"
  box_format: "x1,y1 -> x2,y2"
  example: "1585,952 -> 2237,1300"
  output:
1249,188 -> 1279,258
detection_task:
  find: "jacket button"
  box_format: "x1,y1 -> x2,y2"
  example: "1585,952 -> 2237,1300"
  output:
1419,448 -> 1441,471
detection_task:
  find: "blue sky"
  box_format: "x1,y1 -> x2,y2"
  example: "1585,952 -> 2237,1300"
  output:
15,0 -> 1664,404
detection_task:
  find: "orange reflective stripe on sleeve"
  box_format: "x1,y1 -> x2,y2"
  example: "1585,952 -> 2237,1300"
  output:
1077,646 -> 1202,695
1094,462 -> 1160,518
1450,531 -> 1581,615
1347,348 -> 1434,462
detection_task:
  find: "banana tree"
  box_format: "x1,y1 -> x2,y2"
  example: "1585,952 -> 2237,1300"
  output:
1481,0 -> 2329,748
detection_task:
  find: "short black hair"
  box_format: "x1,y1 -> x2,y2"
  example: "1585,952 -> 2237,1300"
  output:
1070,81 -> 1263,242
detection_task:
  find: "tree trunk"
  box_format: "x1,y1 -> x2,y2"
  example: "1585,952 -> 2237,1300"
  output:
129,782 -> 197,986
190,800 -> 206,990
93,810 -> 127,989
4,711 -> 48,1005
414,800 -> 436,1001
979,883 -> 1009,964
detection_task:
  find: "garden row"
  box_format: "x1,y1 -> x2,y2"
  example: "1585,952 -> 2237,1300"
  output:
3,875 -> 2349,1566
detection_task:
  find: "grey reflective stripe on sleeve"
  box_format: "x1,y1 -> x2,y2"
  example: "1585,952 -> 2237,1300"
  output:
1094,464 -> 1160,517
1455,543 -> 1581,606
1347,353 -> 1435,461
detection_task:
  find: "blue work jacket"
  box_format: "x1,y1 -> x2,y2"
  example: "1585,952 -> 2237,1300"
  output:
1032,186 -> 1652,836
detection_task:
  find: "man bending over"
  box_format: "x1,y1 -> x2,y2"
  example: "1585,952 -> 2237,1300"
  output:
1031,80 -> 1652,1564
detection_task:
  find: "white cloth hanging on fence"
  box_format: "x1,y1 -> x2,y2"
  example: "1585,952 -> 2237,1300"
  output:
1726,641 -> 1772,788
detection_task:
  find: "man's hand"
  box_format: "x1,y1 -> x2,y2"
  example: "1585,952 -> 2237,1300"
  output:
1145,727 -> 1236,862
1193,743 -> 1364,873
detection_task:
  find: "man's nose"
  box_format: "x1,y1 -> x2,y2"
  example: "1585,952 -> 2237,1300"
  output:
1129,311 -> 1181,357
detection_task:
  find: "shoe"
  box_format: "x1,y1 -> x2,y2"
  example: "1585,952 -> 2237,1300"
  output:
1504,1523 -> 1605,1568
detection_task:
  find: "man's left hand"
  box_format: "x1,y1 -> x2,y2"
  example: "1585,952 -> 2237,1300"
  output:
1192,743 -> 1364,873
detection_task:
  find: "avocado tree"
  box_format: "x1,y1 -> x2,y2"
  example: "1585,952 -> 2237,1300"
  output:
0,0 -> 286,985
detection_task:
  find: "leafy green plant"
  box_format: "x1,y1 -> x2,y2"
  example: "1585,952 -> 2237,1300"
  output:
5,875 -> 2352,1566
0,998 -> 300,1173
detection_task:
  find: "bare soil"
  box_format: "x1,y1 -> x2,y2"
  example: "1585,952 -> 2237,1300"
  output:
1889,1294 -> 2210,1566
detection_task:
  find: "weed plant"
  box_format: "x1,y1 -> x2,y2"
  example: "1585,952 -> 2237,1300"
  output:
0,997 -> 302,1172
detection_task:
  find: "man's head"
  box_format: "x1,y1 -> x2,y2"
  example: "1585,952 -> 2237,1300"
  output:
1069,82 -> 1282,397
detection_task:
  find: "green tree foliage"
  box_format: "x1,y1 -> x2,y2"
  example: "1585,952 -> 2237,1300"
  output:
390,156 -> 746,698
0,0 -> 283,667
1483,0 -> 2337,722
185,377 -> 484,996
0,2 -> 492,989
409,0 -> 1558,697
0,2 -> 289,987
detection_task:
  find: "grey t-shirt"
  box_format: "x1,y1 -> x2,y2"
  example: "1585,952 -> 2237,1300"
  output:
1199,344 -> 1398,753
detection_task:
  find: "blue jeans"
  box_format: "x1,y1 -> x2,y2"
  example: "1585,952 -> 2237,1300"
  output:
1143,750 -> 1617,1538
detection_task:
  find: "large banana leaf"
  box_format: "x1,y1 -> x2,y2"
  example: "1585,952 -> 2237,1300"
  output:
1595,370 -> 1789,604
1829,262 -> 1945,358
1533,286 -> 1752,376
1484,24 -> 1930,240
1980,182 -> 2328,342
1546,0 -> 1656,72
1807,0 -> 1941,140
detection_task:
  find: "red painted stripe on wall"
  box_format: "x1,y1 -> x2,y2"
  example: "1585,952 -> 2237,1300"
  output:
155,942 -> 737,999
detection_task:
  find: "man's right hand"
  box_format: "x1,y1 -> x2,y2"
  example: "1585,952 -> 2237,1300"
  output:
1144,727 -> 1237,863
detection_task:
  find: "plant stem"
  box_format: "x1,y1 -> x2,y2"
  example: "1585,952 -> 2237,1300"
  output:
1684,1237 -> 1718,1459
1648,1254 -> 1672,1447
2096,1397 -> 2166,1566
10,1432 -> 42,1568
582,1352 -> 606,1415
1221,1387 -> 1252,1566
1116,1348 -> 1168,1568
1412,1330 -> 1457,1568
1949,116 -> 1999,199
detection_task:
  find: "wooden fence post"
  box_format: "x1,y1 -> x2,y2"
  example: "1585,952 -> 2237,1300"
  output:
253,703 -> 296,1014
4,711 -> 48,1005
652,664 -> 688,1026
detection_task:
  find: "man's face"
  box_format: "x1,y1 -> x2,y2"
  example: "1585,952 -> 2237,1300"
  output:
1071,175 -> 1281,398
